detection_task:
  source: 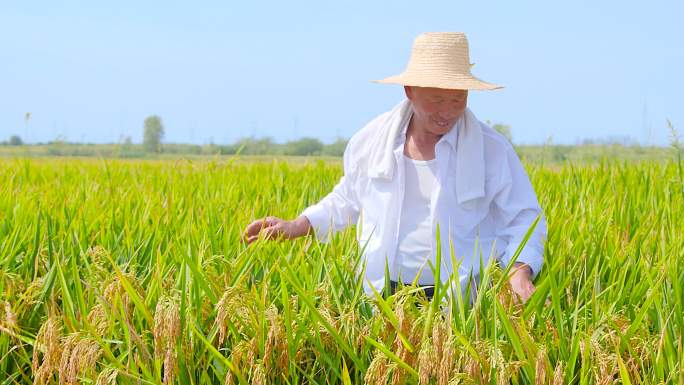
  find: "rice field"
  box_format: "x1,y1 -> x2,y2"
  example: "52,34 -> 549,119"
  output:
0,155 -> 683,384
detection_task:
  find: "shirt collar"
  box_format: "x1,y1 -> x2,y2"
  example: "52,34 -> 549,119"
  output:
438,115 -> 462,150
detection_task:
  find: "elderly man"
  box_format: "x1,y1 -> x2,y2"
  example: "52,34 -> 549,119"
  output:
244,32 -> 546,303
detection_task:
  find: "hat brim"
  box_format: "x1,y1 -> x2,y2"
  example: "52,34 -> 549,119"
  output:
372,73 -> 503,91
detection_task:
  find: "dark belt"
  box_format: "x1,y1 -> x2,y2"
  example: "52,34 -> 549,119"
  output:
389,280 -> 435,300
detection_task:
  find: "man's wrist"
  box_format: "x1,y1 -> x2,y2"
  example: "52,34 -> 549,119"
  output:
292,216 -> 312,237
512,262 -> 533,278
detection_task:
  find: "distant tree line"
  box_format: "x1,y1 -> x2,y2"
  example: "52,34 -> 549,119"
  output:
0,136 -> 347,157
134,114 -> 346,156
135,114 -> 347,156
1,114 -> 347,156
1,135 -> 24,146
144,137 -> 348,157
8,113 -> 668,161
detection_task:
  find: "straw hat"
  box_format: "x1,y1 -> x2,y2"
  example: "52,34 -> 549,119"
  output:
373,32 -> 502,91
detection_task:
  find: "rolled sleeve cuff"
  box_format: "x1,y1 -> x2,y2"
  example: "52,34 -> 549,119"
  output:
300,204 -> 332,243
500,244 -> 544,280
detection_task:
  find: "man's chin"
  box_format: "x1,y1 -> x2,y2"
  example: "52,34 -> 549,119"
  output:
431,123 -> 454,134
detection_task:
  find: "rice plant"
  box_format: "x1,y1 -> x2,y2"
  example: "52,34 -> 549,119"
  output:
0,156 -> 682,384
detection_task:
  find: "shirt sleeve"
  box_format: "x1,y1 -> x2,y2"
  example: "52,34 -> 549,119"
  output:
299,141 -> 361,243
493,146 -> 547,279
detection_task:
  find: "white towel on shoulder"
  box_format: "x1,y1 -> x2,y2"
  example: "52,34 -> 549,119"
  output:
367,99 -> 485,204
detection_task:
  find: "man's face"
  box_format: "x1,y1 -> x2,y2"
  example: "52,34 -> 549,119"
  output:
404,86 -> 468,135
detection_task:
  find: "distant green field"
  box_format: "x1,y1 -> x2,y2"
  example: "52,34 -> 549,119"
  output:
0,157 -> 682,384
0,142 -> 675,164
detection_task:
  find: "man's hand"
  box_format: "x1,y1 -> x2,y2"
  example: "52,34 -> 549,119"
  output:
242,216 -> 312,244
508,262 -> 536,304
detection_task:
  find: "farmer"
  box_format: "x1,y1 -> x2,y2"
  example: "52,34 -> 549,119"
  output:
244,32 -> 546,303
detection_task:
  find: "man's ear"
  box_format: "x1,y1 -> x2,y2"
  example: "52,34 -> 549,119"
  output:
404,86 -> 413,100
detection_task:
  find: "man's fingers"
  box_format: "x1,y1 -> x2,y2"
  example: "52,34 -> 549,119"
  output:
244,224 -> 284,245
522,284 -> 536,303
244,219 -> 265,237
521,291 -> 532,303
263,224 -> 288,240
510,282 -> 536,304
246,230 -> 274,244
511,290 -> 522,305
244,217 -> 278,238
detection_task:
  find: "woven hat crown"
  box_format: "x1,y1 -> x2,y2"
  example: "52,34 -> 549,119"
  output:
374,32 -> 502,91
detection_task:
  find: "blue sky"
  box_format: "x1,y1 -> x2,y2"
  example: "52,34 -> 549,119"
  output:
1,1 -> 682,145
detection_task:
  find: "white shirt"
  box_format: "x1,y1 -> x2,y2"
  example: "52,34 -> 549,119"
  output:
393,155 -> 438,285
301,104 -> 546,296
